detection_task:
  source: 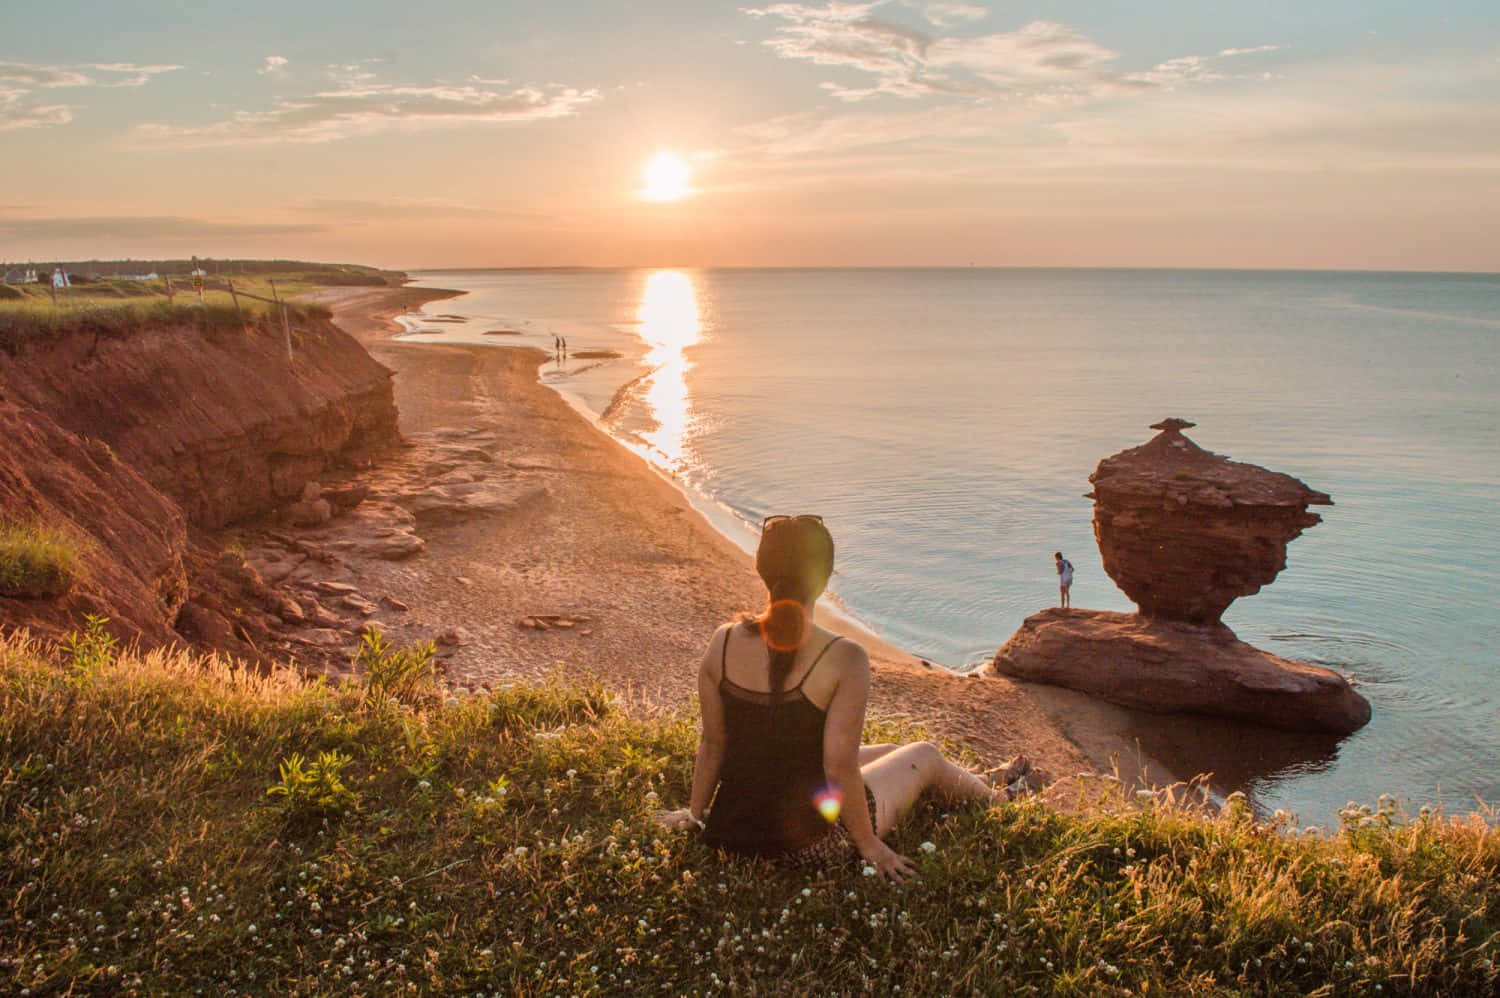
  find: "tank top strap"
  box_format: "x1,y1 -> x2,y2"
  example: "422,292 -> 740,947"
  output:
791,635 -> 844,691
719,623 -> 731,683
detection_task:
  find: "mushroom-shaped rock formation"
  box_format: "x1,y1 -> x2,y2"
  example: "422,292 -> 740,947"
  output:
1087,419 -> 1332,624
990,420 -> 1370,735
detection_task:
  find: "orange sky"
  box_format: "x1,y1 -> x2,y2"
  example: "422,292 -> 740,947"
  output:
2,1 -> 1497,271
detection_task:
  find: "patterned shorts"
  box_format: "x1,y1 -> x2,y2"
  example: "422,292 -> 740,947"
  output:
782,787 -> 880,870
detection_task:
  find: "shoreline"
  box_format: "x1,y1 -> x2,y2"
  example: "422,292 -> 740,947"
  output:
309,283 -> 1192,801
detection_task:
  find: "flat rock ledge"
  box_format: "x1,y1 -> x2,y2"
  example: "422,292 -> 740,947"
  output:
988,608 -> 1371,735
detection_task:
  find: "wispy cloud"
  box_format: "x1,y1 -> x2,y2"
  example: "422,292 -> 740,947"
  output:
0,62 -> 93,88
732,46 -> 1500,183
1219,45 -> 1281,58
0,215 -> 333,239
901,1 -> 987,28
0,61 -> 181,88
0,87 -> 72,131
257,55 -> 289,78
136,71 -> 601,146
297,198 -> 533,220
0,60 -> 180,131
744,2 -> 1274,102
85,63 -> 184,87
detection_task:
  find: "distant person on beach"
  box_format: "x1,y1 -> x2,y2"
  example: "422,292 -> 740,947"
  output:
656,514 -> 1042,881
1055,551 -> 1073,608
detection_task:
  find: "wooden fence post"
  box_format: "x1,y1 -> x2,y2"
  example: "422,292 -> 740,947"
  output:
227,279 -> 247,331
269,279 -> 294,364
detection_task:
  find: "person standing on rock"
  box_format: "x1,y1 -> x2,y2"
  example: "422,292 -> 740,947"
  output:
1054,551 -> 1074,608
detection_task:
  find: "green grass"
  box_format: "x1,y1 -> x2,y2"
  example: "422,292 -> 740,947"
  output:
1,627 -> 1497,996
0,266 -> 370,349
0,524 -> 80,599
0,296 -> 335,353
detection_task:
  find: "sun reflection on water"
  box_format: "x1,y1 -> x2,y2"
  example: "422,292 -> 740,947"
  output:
635,270 -> 703,467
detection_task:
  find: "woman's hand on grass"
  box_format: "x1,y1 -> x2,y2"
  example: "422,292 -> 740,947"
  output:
654,808 -> 699,832
859,839 -> 916,884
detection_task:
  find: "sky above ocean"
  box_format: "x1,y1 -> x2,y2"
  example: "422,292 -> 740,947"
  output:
2,1 -> 1499,271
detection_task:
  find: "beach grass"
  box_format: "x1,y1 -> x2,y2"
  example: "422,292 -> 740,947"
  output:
2,625 -> 1497,996
0,296 -> 335,352
0,524 -> 80,599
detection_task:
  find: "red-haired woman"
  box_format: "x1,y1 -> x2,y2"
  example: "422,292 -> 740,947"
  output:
657,515 -> 1041,882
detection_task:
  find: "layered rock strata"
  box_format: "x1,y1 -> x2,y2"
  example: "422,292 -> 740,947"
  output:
1088,418 -> 1332,623
0,400 -> 187,645
5,312 -> 398,530
0,310 -> 400,646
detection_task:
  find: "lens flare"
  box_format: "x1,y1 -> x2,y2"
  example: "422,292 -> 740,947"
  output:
760,599 -> 809,653
813,786 -> 843,824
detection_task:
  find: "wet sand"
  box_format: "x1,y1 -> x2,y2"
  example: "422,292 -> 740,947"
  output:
311,285 -> 1188,801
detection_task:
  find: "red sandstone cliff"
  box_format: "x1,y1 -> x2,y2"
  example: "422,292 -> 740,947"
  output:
5,311 -> 397,529
0,309 -> 399,645
0,400 -> 188,645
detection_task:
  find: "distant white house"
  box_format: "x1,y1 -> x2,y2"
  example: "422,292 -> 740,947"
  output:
2,268 -> 39,284
111,272 -> 161,281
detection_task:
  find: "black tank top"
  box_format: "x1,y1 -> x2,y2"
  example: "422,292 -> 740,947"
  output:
702,629 -> 843,857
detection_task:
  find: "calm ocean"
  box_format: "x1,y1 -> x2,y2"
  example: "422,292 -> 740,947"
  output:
401,268 -> 1500,823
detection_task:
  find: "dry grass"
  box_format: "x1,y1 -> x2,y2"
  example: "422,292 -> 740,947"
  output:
0,524 -> 80,599
1,626 -> 1497,995
0,298 -> 335,353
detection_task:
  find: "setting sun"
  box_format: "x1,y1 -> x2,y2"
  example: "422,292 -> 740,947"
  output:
642,152 -> 692,202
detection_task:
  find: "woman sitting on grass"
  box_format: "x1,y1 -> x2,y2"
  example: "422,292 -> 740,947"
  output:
657,514 -> 1042,882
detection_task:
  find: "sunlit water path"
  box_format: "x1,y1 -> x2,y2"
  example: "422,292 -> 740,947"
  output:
399,267 -> 1500,823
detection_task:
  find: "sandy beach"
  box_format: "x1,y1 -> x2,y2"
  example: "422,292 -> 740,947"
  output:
307,284 -> 1190,797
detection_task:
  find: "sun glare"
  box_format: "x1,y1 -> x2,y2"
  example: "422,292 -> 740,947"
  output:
635,270 -> 702,466
643,152 -> 692,202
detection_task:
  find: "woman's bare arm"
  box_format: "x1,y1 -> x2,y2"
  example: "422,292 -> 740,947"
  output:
822,642 -> 915,882
658,625 -> 729,830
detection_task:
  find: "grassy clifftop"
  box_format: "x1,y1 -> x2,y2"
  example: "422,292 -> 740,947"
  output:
1,625 -> 1496,996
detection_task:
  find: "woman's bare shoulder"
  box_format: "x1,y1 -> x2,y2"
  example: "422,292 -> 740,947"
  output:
821,631 -> 870,675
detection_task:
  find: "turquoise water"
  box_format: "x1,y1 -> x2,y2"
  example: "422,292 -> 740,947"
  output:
401,267 -> 1500,823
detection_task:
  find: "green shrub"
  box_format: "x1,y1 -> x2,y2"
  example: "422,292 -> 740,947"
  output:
59,614 -> 118,676
0,522 -> 79,598
266,750 -> 361,826
355,628 -> 439,706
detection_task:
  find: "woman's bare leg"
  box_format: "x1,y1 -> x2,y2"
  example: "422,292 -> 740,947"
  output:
858,743 -> 899,765
859,742 -> 997,837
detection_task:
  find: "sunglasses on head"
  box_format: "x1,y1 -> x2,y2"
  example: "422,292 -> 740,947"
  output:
762,514 -> 824,528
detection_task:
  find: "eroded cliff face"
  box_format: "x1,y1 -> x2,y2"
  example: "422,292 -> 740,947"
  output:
5,313 -> 398,530
0,310 -> 399,645
1088,419 -> 1332,624
0,400 -> 188,645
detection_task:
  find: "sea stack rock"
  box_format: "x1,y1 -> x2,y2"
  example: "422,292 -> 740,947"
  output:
1088,418 -> 1332,624
991,419 -> 1371,735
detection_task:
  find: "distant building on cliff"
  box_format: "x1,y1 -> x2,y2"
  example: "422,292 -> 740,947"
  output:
2,268 -> 40,284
